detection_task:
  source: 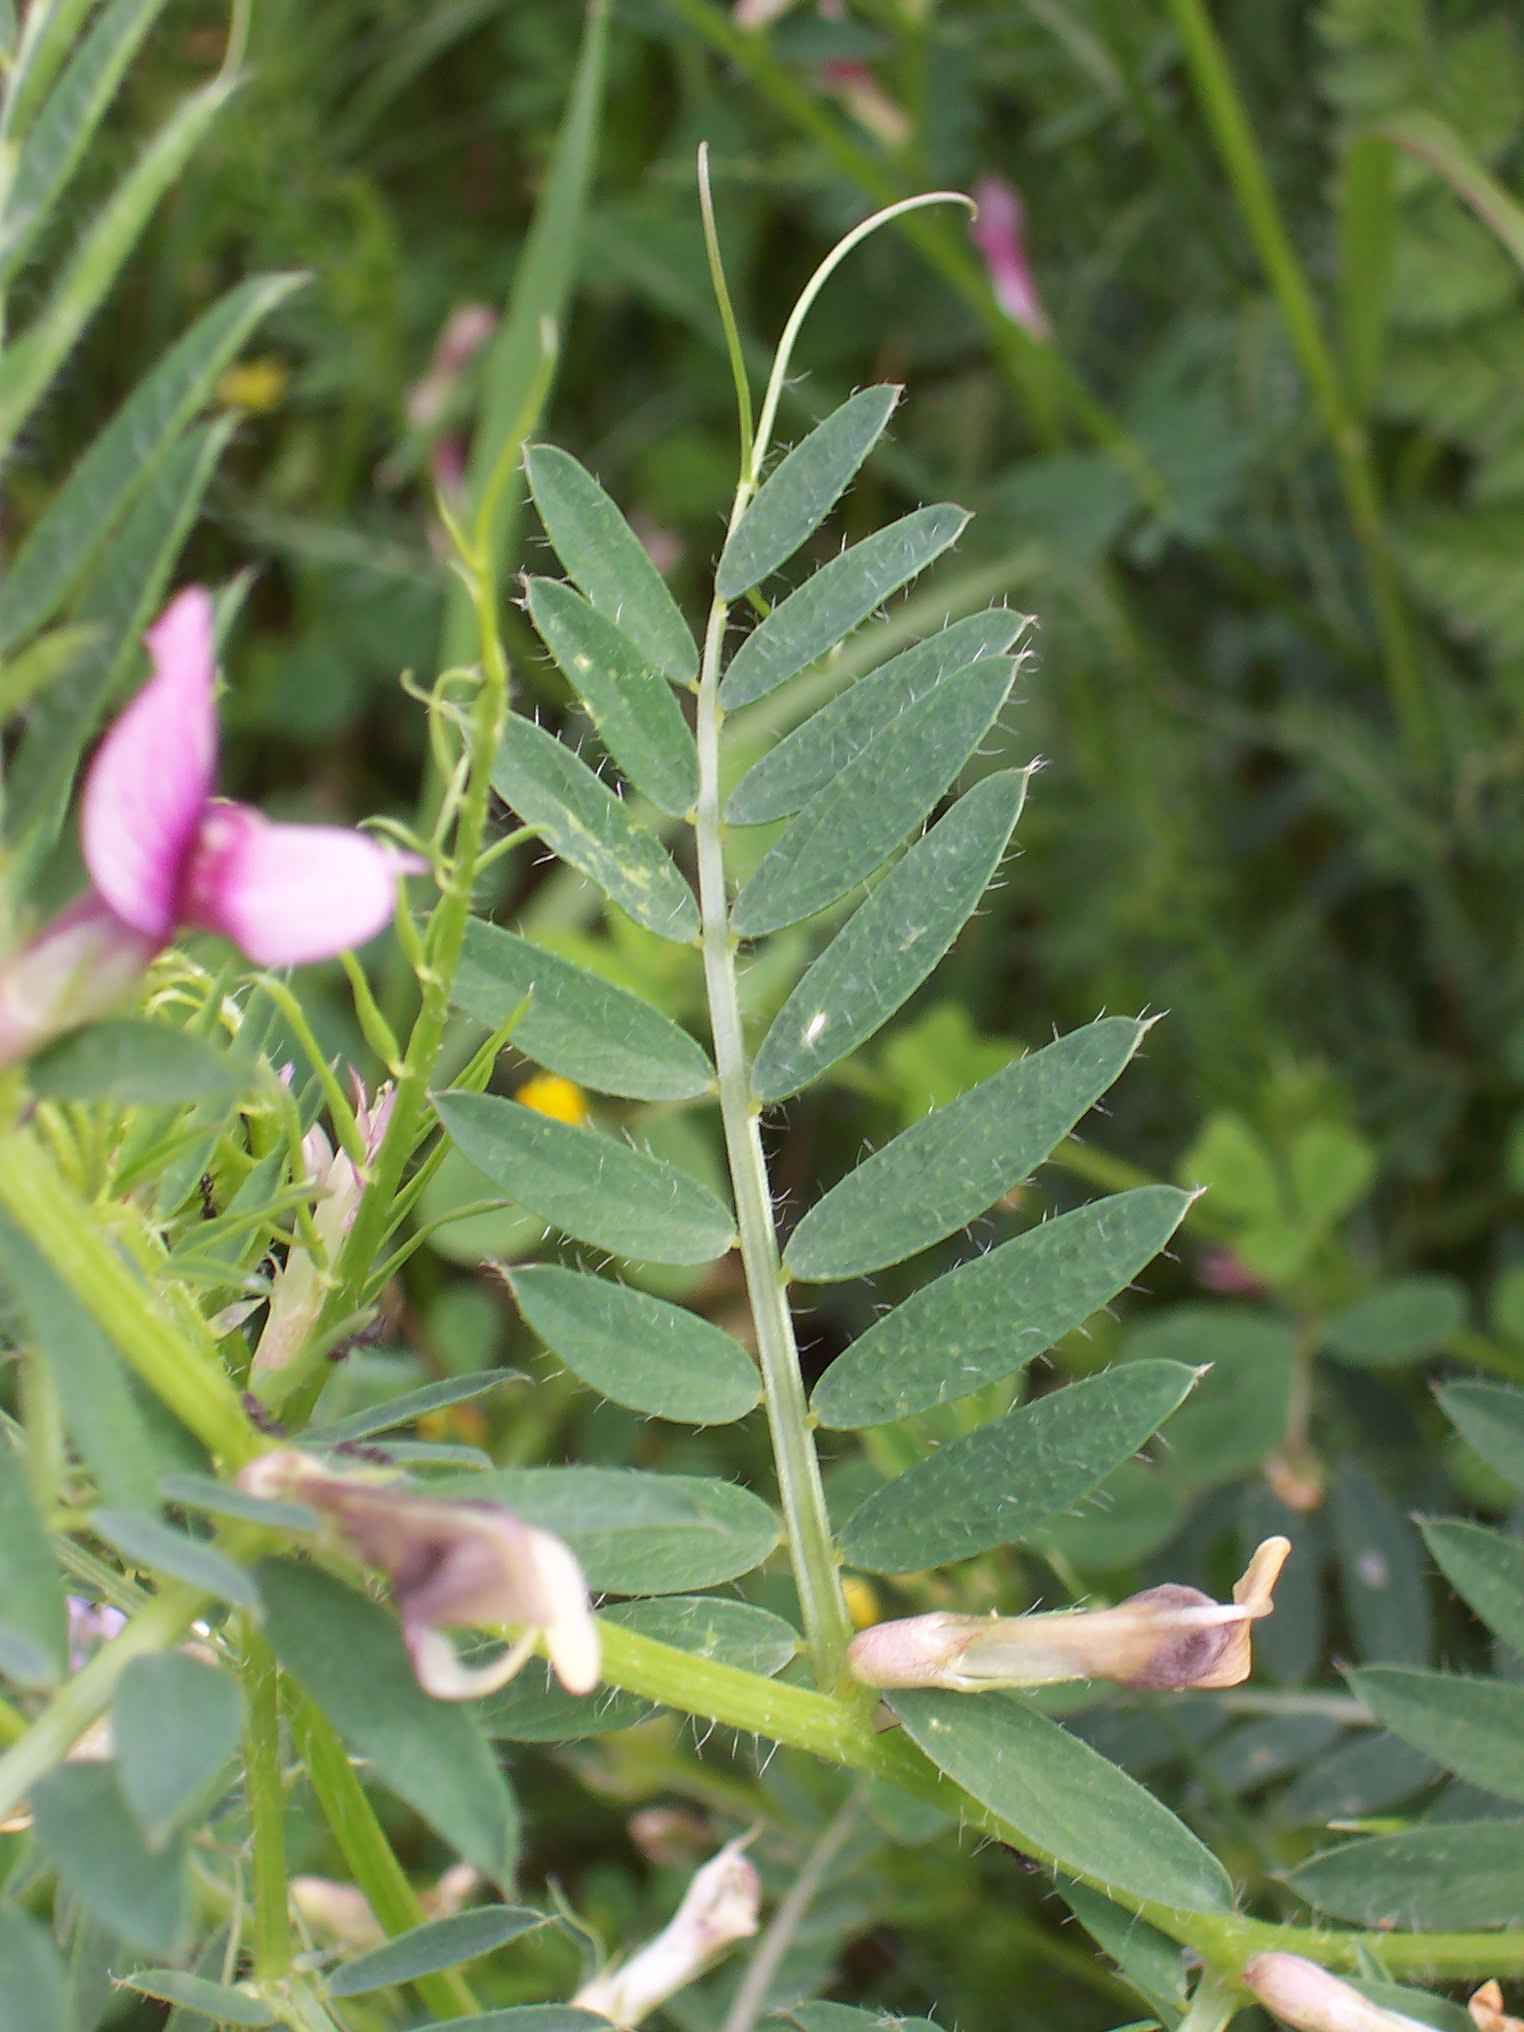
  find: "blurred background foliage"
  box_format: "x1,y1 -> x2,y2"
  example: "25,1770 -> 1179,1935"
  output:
8,0 -> 1524,2024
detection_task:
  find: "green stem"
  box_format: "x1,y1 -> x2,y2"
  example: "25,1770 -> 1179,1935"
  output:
722,1789 -> 864,2032
1163,0 -> 1429,764
594,1621 -> 1524,1981
288,1692 -> 478,2020
240,1621 -> 292,1983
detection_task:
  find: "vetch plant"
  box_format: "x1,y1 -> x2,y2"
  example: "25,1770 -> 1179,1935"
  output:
2,14 -> 1523,2022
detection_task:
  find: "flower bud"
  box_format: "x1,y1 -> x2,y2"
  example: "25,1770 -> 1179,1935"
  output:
1245,1955 -> 1436,2032
572,1839 -> 761,2028
1471,1982 -> 1524,2032
849,1538 -> 1290,1693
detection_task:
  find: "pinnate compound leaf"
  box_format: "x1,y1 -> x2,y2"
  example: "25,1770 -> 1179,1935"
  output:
257,1559 -> 518,1879
116,1972 -> 274,2025
891,1689 -> 1234,1914
0,1441 -> 67,1687
435,1088 -> 734,1266
467,1467 -> 779,1593
0,269 -> 306,653
730,659 -> 1014,937
329,1908 -> 547,1996
114,1654 -> 241,1848
1437,1379 -> 1524,1493
455,920 -> 713,1101
490,715 -> 698,944
507,1265 -> 760,1423
753,770 -> 1028,1102
787,1017 -> 1152,1281
525,577 -> 697,816
1288,1820 -> 1524,1928
525,443 -> 696,684
719,504 -> 972,710
839,1360 -> 1199,1571
727,609 -> 1027,825
814,1188 -> 1192,1429
1421,1518 -> 1524,1656
30,1763 -> 190,1955
1347,1667 -> 1524,1803
715,385 -> 902,600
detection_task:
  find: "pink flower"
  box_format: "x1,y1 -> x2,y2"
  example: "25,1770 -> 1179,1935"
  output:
970,176 -> 1050,340
0,588 -> 418,1066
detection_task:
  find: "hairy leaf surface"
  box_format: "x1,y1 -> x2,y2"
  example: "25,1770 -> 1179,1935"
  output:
1289,1820 -> 1524,1927
1349,1667 -> 1524,1803
1420,1518 -> 1524,1657
1437,1379 -> 1524,1492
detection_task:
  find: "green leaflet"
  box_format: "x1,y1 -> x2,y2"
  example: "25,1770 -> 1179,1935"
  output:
435,1088 -> 734,1266
257,1559 -> 519,1880
1348,1666 -> 1524,1804
715,384 -> 902,600
891,1690 -> 1234,1915
1329,1467 -> 1432,1666
813,1188 -> 1193,1428
328,1908 -> 547,1997
1057,1880 -> 1189,2025
30,1763 -> 191,1956
465,1467 -> 780,1593
1288,1819 -> 1524,1928
786,1016 -> 1151,1281
92,1510 -> 258,1609
752,770 -> 1028,1102
1323,1275 -> 1467,1367
507,1265 -> 760,1423
27,1019 -> 240,1105
787,2009 -> 940,2032
719,504 -> 972,710
483,1594 -> 799,1741
838,1360 -> 1199,1571
454,920 -> 713,1102
525,443 -> 697,684
490,715 -> 699,945
1421,1517 -> 1524,1657
525,577 -> 697,816
1437,1378 -> 1524,1493
113,1654 -> 241,1848
0,1913 -> 72,2032
305,1372 -> 524,1445
115,1973 -> 274,2026
0,273 -> 304,656
1276,1731 -> 1438,1827
408,2014 -> 605,2032
0,1442 -> 67,1688
730,659 -> 1015,937
1121,1305 -> 1297,1489
727,609 -> 1027,825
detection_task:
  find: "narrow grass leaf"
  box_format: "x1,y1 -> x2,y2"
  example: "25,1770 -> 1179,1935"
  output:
525,443 -> 697,684
435,1088 -> 734,1265
305,1372 -> 523,1445
787,1017 -> 1151,1281
839,1360 -> 1199,1571
0,0 -> 98,141
114,1654 -> 241,1848
1382,110 -> 1524,275
468,1467 -> 779,1593
1348,1667 -> 1524,1804
0,78 -> 234,465
891,1690 -> 1234,1914
92,1510 -> 259,1608
1437,1379 -> 1524,1493
1288,1820 -> 1524,1927
753,770 -> 1028,1101
508,1265 -> 759,1423
27,1020 -> 239,1105
716,385 -> 902,599
257,1559 -> 518,1879
0,273 -> 304,655
116,1973 -> 274,2026
455,921 -> 713,1101
491,715 -> 698,944
0,0 -> 173,290
1421,1518 -> 1524,1657
0,1442 -> 67,1687
814,1189 -> 1192,1429
329,1908 -> 547,1997
526,577 -> 697,816
719,504 -> 970,710
727,609 -> 1027,825
30,1764 -> 190,1955
731,660 -> 1013,937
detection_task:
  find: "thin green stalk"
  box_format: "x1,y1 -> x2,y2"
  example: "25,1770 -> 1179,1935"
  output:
594,1620 -> 1524,1981
1163,0 -> 1429,763
288,1693 -> 477,2020
722,1789 -> 864,2032
240,1621 -> 291,1984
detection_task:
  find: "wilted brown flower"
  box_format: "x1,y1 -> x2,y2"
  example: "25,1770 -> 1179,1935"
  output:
1471,1982 -> 1524,2032
572,1838 -> 762,2028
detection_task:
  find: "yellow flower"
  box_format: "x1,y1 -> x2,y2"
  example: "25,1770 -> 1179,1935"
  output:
517,1071 -> 590,1126
216,356 -> 289,412
842,1576 -> 881,1630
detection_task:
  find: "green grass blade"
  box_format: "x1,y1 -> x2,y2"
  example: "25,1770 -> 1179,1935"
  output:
1383,108 -> 1524,275
0,0 -> 99,143
1337,133 -> 1396,416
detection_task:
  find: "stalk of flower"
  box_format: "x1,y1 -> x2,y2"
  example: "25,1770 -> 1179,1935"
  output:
249,1075 -> 396,1377
1244,1954 -> 1438,2032
237,1449 -> 600,1700
848,1537 -> 1290,1693
0,587 -> 420,1068
571,1838 -> 762,2029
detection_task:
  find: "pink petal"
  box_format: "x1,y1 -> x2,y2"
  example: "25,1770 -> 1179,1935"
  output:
80,588 -> 219,939
0,889 -> 158,1067
181,804 -> 415,965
